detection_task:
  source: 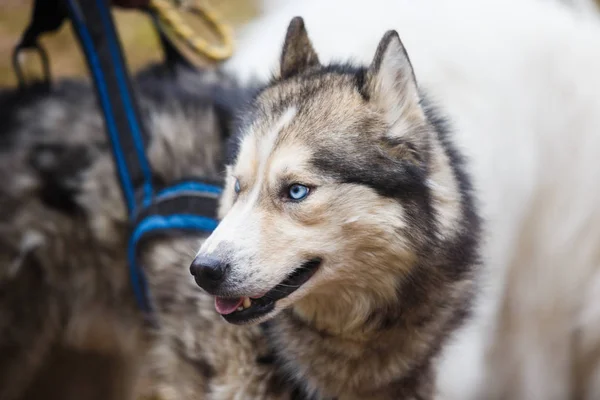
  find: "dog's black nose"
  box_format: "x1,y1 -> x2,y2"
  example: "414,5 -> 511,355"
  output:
190,255 -> 229,291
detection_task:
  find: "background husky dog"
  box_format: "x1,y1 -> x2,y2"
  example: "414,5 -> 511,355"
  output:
212,0 -> 600,399
0,66 -> 292,400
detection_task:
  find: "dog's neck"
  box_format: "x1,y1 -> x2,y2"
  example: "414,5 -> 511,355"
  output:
266,249 -> 475,399
266,279 -> 440,399
291,284 -> 396,337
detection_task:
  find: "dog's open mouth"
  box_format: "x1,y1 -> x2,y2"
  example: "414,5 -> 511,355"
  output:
215,258 -> 322,324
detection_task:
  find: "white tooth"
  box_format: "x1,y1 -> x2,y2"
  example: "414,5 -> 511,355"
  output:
237,306 -> 243,311
243,297 -> 251,309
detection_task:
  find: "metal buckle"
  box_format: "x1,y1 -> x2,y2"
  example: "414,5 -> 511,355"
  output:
12,42 -> 52,90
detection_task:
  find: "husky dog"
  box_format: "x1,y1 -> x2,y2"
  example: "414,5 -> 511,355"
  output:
194,0 -> 600,399
0,65 -> 288,400
192,17 -> 480,400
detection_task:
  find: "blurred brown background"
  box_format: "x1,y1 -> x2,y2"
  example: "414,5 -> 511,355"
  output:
3,0 -> 600,88
0,0 -> 259,87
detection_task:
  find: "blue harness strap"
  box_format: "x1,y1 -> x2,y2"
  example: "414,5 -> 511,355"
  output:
58,0 -> 222,313
65,0 -> 153,213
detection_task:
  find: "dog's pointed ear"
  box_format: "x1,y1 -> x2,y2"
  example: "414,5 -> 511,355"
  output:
365,31 -> 424,128
280,17 -> 320,79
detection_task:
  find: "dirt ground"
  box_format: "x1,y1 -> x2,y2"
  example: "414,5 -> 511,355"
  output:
0,0 -> 258,87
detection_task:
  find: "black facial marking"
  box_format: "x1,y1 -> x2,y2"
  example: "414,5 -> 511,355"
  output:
312,146 -> 427,199
311,142 -> 436,246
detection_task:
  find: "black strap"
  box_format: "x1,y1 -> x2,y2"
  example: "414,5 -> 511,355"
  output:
134,193 -> 219,224
64,0 -> 155,215
18,0 -> 67,48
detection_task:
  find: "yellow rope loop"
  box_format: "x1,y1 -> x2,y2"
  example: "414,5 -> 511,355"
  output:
149,0 -> 234,62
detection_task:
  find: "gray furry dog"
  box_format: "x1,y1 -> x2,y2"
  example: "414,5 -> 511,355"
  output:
0,65 -> 294,400
191,17 -> 480,400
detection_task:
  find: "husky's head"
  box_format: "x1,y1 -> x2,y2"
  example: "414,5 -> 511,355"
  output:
192,18 -> 480,328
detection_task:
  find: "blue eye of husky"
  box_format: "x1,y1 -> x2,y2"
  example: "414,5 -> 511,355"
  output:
288,184 -> 310,201
234,178 -> 241,194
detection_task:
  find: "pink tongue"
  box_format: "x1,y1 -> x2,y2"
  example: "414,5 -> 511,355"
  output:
215,297 -> 244,315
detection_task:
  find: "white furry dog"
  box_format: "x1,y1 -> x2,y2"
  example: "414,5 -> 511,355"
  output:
223,1 -> 600,399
